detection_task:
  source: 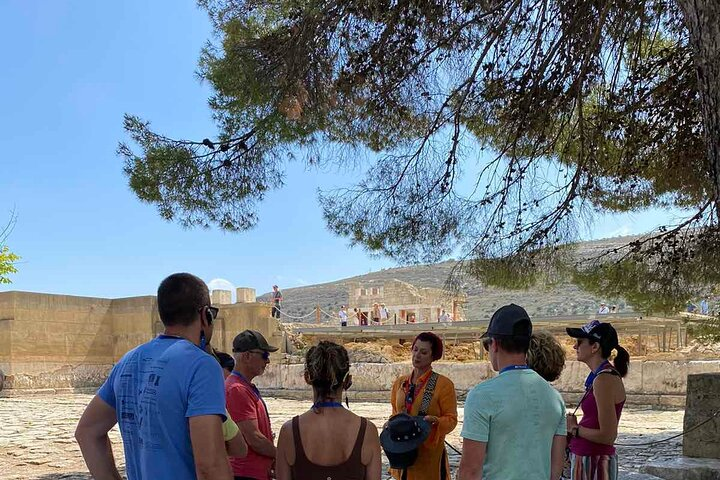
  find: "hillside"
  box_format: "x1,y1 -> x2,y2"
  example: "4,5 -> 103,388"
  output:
257,235 -> 642,322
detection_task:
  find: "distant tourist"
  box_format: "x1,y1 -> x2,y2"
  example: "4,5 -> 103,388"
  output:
566,320 -> 629,480
459,304 -> 566,480
339,305 -> 349,327
407,313 -> 417,324
272,285 -> 283,319
275,341 -> 382,480
686,301 -> 697,313
75,273 -> 232,480
387,332 -> 458,480
700,297 -> 709,315
438,309 -> 450,322
380,303 -> 389,323
610,304 -> 618,314
228,330 -> 279,480
372,303 -> 381,325
597,303 -> 610,315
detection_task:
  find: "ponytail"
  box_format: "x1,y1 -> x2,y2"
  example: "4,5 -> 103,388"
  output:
613,345 -> 630,377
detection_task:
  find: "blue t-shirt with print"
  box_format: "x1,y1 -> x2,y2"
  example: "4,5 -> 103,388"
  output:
97,336 -> 226,480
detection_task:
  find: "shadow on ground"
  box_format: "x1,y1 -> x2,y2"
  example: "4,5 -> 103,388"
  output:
33,470 -> 126,480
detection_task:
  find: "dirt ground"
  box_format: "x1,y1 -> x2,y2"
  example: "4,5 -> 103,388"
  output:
0,394 -> 684,480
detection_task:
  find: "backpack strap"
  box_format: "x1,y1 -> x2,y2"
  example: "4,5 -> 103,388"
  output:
418,372 -> 439,417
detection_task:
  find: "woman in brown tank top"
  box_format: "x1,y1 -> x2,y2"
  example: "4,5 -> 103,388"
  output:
275,341 -> 382,480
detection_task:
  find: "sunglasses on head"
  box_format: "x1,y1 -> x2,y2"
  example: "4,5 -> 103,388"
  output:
248,350 -> 270,360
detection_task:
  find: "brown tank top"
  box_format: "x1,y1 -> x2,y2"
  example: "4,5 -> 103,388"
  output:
291,415 -> 367,480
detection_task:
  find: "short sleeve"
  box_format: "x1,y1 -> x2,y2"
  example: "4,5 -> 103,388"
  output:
186,354 -> 227,420
97,363 -> 120,410
460,387 -> 491,442
222,410 -> 240,441
555,395 -> 567,436
227,384 -> 259,422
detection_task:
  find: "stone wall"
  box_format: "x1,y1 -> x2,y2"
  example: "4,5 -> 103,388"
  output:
683,372 -> 720,458
254,359 -> 720,407
0,291 -> 282,392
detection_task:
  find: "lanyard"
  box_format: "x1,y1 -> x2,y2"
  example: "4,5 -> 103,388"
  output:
584,360 -> 611,390
499,364 -> 529,374
231,371 -> 272,426
312,401 -> 344,409
403,369 -> 432,413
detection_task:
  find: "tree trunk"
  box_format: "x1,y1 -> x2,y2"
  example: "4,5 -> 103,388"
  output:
677,0 -> 720,218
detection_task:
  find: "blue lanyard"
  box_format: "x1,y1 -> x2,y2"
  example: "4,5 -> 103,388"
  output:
231,371 -> 271,426
499,364 -> 529,374
312,401 -> 344,409
584,360 -> 611,390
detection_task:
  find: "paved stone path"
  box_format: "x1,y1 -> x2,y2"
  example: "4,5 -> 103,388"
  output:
0,395 -> 684,479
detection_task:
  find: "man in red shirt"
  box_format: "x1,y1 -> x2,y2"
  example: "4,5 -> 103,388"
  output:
227,330 -> 278,480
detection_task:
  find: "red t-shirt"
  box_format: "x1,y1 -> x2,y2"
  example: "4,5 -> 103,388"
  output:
225,374 -> 274,480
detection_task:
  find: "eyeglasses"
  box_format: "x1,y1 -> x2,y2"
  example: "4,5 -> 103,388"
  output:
248,350 -> 270,360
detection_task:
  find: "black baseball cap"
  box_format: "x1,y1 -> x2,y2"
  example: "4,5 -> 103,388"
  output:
481,304 -> 532,338
566,320 -> 618,350
232,329 -> 279,353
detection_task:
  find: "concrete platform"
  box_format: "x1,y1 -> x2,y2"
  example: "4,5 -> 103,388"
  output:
641,457 -> 720,480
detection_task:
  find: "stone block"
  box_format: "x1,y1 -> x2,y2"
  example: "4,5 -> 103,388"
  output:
211,289 -> 232,305
236,288 -> 256,304
683,373 -> 720,459
642,457 -> 720,480
643,361 -> 688,394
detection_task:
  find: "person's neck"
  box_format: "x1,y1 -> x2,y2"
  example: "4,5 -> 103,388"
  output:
313,389 -> 343,404
412,365 -> 432,382
163,325 -> 199,346
586,356 -> 608,372
495,353 -> 527,372
235,364 -> 257,382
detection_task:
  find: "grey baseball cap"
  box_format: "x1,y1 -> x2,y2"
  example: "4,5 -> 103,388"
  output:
232,329 -> 279,353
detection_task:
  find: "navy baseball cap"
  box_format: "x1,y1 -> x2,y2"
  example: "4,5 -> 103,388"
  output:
481,304 -> 532,338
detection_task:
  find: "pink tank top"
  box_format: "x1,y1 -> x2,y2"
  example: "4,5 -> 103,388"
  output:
569,384 -> 625,456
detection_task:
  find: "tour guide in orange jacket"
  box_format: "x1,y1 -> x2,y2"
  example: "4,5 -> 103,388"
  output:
389,332 -> 458,480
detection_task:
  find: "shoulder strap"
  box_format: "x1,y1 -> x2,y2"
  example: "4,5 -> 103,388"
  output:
350,417 -> 367,462
418,372 -> 439,416
596,367 -> 620,377
291,416 -> 308,463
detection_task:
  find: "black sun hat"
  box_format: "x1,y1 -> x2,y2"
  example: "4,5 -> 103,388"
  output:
380,413 -> 431,469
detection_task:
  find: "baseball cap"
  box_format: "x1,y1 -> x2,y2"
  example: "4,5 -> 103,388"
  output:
481,304 -> 532,338
566,320 -> 618,350
232,329 -> 279,353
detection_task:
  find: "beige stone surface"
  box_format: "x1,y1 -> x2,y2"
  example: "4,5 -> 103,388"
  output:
0,394 -> 685,480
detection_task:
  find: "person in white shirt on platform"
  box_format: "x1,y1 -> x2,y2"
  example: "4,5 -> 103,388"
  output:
339,305 -> 348,327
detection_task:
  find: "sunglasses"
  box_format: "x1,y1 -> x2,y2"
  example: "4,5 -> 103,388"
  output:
482,337 -> 493,351
405,383 -> 416,405
248,350 -> 270,360
200,306 -> 219,324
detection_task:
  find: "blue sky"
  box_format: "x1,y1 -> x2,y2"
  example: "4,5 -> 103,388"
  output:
0,1 -> 684,299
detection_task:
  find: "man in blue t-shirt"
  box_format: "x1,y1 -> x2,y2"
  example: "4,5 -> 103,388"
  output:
458,304 -> 566,480
75,273 -> 232,480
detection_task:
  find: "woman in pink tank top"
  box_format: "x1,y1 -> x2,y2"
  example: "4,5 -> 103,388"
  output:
275,341 -> 382,480
565,320 -> 630,480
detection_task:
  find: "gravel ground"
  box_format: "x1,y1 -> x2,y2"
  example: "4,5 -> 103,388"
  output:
0,394 -> 683,479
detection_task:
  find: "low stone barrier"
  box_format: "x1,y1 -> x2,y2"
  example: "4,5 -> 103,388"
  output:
255,359 -> 720,407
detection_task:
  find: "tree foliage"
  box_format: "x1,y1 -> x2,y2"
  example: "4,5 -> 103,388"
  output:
120,0 -> 720,313
0,214 -> 19,284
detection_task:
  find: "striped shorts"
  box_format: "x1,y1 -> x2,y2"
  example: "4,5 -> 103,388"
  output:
568,453 -> 618,480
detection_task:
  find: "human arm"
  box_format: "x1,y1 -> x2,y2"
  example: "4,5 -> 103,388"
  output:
567,375 -> 620,445
275,421 -> 293,480
458,438 -> 486,480
190,415 -> 233,480
238,418 -> 277,458
74,396 -> 123,480
222,412 -> 248,458
550,435 -> 566,480
364,420 -> 382,480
